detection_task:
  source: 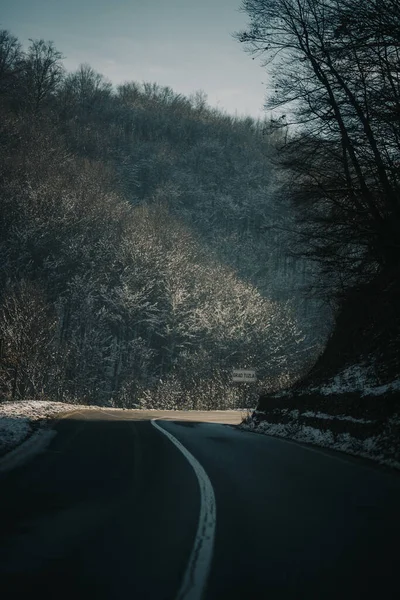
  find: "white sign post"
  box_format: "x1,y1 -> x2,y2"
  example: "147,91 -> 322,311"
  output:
232,369 -> 257,383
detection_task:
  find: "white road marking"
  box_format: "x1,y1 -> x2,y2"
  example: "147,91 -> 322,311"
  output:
151,419 -> 216,600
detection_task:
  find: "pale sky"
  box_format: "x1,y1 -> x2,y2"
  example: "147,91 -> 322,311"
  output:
1,0 -> 270,118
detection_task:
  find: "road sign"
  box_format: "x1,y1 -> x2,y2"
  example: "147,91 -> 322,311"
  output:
232,369 -> 257,382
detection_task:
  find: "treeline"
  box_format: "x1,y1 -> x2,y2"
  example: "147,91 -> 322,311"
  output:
0,30 -> 317,407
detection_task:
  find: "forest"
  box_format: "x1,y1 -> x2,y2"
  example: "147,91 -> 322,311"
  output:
0,28 -> 325,408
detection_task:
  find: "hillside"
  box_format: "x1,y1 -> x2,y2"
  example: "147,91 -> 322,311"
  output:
0,31 -> 327,408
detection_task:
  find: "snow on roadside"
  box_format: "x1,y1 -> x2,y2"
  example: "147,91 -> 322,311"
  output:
300,410 -> 375,424
241,414 -> 400,470
0,400 -> 94,456
305,363 -> 400,397
267,408 -> 375,424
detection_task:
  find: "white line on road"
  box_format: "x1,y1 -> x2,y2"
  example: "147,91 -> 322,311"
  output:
151,419 -> 216,600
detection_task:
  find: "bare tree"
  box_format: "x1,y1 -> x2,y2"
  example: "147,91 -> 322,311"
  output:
59,63 -> 112,119
0,30 -> 22,95
21,39 -> 64,113
237,0 -> 400,288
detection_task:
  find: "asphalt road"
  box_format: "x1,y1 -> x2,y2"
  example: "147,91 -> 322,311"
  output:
1,409 -> 400,599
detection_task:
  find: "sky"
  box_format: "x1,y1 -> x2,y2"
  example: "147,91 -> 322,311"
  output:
1,0 -> 270,118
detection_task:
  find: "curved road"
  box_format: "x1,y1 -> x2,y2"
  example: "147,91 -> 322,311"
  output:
1,409 -> 399,599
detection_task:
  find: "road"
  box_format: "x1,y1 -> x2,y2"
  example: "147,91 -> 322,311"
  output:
1,408 -> 399,599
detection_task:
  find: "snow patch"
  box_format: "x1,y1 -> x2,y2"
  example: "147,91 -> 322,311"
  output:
306,364 -> 400,396
0,417 -> 30,453
363,379 -> 400,396
0,429 -> 57,473
317,364 -> 373,395
0,400 -> 95,455
301,411 -> 375,424
267,408 -> 374,424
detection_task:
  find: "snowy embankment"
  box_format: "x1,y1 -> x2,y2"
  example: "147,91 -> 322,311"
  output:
311,365 -> 400,397
243,366 -> 400,470
0,400 -> 92,458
